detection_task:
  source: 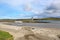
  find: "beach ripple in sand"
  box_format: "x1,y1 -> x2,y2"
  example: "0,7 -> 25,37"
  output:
15,27 -> 60,40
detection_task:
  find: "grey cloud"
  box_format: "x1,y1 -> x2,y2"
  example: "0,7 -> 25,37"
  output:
43,2 -> 60,17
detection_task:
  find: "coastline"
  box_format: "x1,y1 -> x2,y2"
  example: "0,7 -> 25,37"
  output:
0,23 -> 60,40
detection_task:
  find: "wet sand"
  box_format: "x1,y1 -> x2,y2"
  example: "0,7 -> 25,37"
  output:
2,22 -> 60,28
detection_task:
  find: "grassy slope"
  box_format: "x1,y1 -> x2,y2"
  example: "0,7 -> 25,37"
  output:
40,17 -> 60,20
0,30 -> 14,40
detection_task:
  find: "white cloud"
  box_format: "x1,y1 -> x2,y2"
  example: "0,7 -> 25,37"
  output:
31,10 -> 43,15
0,0 -> 60,18
0,0 -> 32,6
33,16 -> 38,18
24,4 -> 32,11
0,0 -> 53,11
40,0 -> 60,17
52,0 -> 60,9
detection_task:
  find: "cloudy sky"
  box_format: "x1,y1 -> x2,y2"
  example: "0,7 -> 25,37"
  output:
0,0 -> 60,19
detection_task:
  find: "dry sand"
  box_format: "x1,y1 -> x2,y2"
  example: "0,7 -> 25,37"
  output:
0,23 -> 60,40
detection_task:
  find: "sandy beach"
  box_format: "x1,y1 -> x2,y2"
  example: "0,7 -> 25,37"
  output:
0,23 -> 60,40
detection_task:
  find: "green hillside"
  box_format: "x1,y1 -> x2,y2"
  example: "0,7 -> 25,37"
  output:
0,17 -> 60,22
40,17 -> 60,20
0,30 -> 14,40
